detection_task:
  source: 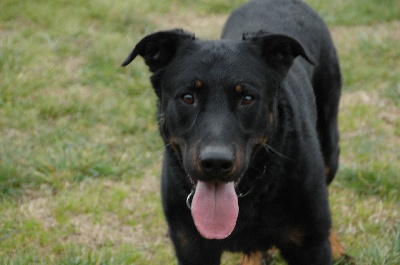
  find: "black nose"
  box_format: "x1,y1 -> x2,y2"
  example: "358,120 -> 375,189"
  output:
199,146 -> 234,177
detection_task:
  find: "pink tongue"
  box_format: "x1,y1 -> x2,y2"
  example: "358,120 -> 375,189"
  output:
191,181 -> 239,239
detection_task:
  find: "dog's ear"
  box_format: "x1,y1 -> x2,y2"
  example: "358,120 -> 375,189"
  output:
121,29 -> 195,72
244,32 -> 314,78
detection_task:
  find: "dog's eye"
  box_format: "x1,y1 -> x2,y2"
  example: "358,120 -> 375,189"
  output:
241,95 -> 255,106
181,93 -> 195,105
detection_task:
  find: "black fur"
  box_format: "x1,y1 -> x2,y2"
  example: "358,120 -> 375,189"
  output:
122,0 -> 341,264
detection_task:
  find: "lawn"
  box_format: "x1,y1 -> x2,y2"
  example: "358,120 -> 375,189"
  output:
0,0 -> 399,264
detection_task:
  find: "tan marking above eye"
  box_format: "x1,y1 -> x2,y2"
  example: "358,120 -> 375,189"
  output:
235,84 -> 243,93
194,80 -> 203,88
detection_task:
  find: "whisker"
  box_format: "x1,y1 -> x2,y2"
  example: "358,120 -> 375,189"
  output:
263,144 -> 295,161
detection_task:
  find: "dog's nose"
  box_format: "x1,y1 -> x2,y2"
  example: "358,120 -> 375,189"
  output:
199,146 -> 234,177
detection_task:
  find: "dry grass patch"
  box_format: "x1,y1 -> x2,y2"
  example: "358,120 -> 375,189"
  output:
67,213 -> 140,248
20,197 -> 58,230
331,21 -> 400,48
151,11 -> 227,38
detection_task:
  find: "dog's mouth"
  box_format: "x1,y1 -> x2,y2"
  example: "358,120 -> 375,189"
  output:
185,172 -> 248,240
172,141 -> 254,240
185,150 -> 268,240
188,179 -> 239,240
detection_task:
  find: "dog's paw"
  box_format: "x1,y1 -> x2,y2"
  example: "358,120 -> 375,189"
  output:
240,249 -> 275,265
330,229 -> 356,265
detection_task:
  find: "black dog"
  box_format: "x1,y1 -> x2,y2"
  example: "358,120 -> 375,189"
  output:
122,0 -> 342,264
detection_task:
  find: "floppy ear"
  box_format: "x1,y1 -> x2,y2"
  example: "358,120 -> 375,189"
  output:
121,29 -> 195,72
244,32 -> 314,78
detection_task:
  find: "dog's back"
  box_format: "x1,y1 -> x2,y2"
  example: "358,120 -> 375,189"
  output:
222,0 -> 329,59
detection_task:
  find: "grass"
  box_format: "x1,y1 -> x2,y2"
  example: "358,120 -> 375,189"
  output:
0,0 -> 399,264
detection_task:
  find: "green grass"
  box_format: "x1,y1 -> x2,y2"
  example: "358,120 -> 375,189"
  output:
1,0 -> 399,264
307,0 -> 400,25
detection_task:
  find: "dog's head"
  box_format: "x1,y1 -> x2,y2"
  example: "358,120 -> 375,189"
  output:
122,29 -> 312,239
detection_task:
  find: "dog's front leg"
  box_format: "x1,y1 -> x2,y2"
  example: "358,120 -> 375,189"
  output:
169,225 -> 223,265
278,238 -> 332,265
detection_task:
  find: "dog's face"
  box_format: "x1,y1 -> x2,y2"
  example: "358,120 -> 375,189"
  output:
122,29 -> 312,239
160,39 -> 277,183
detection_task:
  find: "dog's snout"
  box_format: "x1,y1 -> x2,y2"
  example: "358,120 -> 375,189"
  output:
199,146 -> 234,177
